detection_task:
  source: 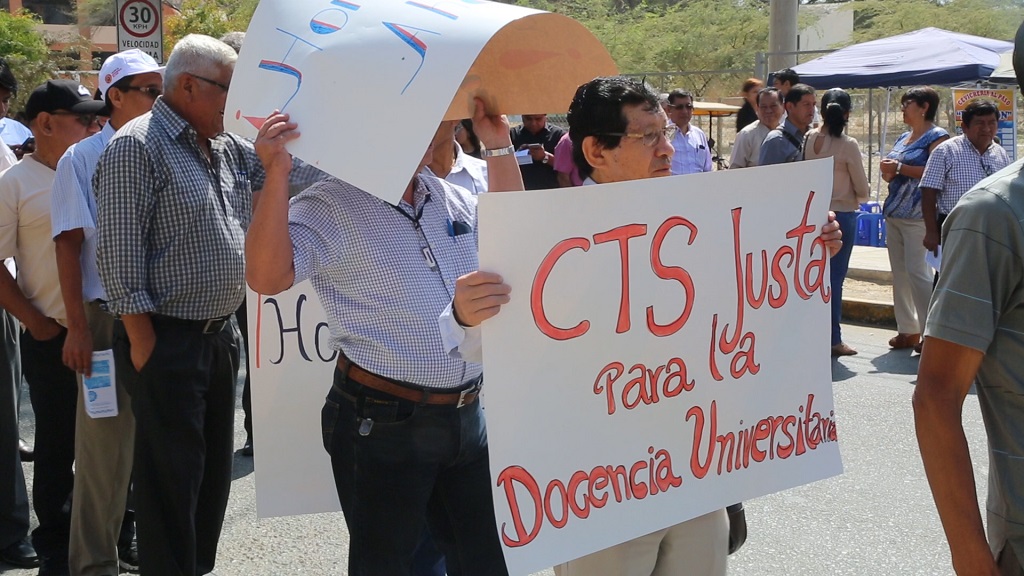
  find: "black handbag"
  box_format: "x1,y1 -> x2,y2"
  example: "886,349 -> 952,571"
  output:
726,502 -> 747,554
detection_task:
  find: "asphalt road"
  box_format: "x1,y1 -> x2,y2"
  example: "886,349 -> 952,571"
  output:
3,322 -> 987,575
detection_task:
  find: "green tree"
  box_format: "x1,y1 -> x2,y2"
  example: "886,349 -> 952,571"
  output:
845,0 -> 1024,44
164,0 -> 258,53
0,9 -> 54,113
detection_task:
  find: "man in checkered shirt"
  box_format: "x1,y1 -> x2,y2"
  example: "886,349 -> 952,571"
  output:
246,101 -> 523,575
920,99 -> 1010,256
93,35 -> 323,575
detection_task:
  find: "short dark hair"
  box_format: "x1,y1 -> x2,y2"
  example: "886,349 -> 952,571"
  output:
103,74 -> 136,110
900,86 -> 940,122
962,99 -> 999,126
756,87 -> 781,106
774,68 -> 799,86
0,59 -> 17,94
784,83 -> 815,106
667,89 -> 693,104
568,76 -> 661,179
1015,20 -> 1024,94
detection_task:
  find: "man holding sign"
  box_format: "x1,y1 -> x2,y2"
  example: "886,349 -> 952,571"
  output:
245,99 -> 523,575
448,76 -> 842,576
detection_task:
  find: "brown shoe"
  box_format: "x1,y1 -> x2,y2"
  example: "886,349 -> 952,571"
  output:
831,343 -> 858,356
913,341 -> 923,354
888,333 -> 921,349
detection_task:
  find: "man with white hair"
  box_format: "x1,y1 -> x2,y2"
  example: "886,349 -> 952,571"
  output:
53,48 -> 164,575
94,35 -> 320,575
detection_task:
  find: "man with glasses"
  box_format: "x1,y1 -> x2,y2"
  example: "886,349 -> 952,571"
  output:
759,83 -> 816,166
0,79 -> 104,575
51,49 -> 163,576
666,89 -> 712,175
449,75 -> 842,576
920,99 -> 1009,258
729,87 -> 783,169
94,35 -> 322,575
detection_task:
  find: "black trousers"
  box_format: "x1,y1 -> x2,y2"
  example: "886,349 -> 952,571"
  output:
234,299 -> 252,440
0,309 -> 28,550
21,327 -> 77,559
114,318 -> 238,576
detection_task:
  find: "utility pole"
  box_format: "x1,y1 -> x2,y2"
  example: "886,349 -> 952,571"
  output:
768,0 -> 798,73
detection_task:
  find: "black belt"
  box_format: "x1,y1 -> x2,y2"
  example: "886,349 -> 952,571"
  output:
151,314 -> 231,335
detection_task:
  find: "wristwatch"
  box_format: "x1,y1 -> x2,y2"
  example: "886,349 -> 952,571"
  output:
896,162 -> 903,175
541,155 -> 549,165
481,145 -> 515,158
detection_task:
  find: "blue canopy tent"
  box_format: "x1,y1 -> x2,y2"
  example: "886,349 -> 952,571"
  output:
787,27 -> 1011,89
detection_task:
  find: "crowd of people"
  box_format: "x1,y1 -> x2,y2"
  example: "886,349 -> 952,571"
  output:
0,16 -> 1021,576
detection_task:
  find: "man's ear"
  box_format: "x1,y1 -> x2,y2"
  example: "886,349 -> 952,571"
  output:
581,135 -> 610,172
30,114 -> 52,137
108,87 -> 124,111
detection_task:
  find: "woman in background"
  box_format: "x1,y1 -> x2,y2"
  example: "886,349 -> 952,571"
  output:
735,78 -> 762,132
803,88 -> 869,356
879,87 -> 949,353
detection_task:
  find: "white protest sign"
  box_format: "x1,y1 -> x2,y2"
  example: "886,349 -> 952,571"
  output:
223,0 -> 615,203
247,285 -> 339,517
477,159 -> 844,574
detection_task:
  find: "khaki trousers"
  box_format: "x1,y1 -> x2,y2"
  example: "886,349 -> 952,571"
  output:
885,218 -> 933,334
69,302 -> 135,576
554,508 -> 729,576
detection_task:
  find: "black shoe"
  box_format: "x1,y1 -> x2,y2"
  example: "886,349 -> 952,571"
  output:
241,437 -> 253,457
18,439 -> 33,462
117,539 -> 139,573
0,537 -> 39,567
36,555 -> 69,575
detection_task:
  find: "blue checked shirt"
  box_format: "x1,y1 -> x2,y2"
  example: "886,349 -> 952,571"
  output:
51,122 -> 114,302
95,98 -> 324,319
921,135 -> 1010,215
289,174 -> 482,389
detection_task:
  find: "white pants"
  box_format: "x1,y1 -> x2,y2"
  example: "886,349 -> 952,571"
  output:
554,508 -> 729,576
885,218 -> 933,334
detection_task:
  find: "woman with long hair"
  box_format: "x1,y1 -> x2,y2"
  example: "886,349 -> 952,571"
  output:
879,87 -> 950,352
804,88 -> 870,356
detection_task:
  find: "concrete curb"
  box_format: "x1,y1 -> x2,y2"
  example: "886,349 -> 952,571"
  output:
846,268 -> 893,284
842,298 -> 895,327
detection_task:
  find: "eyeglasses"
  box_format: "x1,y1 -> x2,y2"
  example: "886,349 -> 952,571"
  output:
900,101 -> 917,110
121,85 -> 162,98
50,111 -> 100,127
599,124 -> 677,147
191,74 -> 230,92
669,104 -> 694,110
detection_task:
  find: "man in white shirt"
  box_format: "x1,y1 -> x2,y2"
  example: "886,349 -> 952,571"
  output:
423,120 -> 488,195
729,87 -> 783,169
52,49 -> 163,576
667,89 -> 712,175
0,79 -> 103,574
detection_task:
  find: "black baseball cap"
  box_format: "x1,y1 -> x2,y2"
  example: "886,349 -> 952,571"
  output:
0,60 -> 16,94
25,80 -> 107,123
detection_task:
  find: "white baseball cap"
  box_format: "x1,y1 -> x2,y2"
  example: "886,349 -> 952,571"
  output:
98,49 -> 165,97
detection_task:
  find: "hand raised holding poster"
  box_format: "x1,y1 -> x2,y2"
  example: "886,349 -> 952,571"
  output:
225,0 -> 616,203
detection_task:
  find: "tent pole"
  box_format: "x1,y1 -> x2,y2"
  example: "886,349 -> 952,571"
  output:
868,88 -> 873,188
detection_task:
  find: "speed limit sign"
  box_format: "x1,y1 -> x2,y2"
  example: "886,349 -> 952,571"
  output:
116,0 -> 164,63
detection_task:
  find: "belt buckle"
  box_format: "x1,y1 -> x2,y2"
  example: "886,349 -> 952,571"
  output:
456,383 -> 479,408
202,318 -> 221,334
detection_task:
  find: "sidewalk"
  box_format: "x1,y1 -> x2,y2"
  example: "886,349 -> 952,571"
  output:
843,245 -> 896,326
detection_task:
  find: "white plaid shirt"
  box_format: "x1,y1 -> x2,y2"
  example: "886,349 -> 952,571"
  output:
289,175 -> 482,389
95,98 -> 323,319
921,135 -> 1010,215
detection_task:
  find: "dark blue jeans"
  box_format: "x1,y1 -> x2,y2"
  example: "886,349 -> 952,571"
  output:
831,211 -> 858,346
321,368 -> 508,576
